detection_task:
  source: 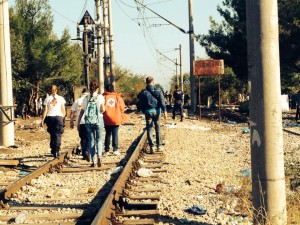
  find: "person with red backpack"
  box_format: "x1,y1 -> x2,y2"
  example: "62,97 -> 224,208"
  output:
103,84 -> 127,156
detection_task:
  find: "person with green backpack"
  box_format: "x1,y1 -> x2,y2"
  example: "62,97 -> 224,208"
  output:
78,80 -> 105,167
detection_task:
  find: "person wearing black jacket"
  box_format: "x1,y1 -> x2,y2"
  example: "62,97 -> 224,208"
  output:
172,85 -> 184,122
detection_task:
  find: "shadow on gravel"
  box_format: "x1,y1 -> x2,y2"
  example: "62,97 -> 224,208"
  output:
76,132 -> 145,223
158,215 -> 214,225
198,107 -> 249,124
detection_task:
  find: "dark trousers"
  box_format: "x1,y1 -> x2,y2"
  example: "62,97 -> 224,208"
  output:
296,105 -> 300,121
145,111 -> 162,148
104,125 -> 119,152
79,124 -> 89,157
172,102 -> 184,119
45,116 -> 64,154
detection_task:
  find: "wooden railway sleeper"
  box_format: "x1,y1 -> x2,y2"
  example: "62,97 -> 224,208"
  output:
122,189 -> 160,201
132,161 -> 139,171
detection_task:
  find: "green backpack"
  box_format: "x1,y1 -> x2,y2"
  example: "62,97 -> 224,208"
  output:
85,95 -> 101,126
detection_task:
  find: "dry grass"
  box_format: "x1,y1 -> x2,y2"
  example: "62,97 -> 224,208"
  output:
223,174 -> 300,225
287,192 -> 300,224
286,161 -> 300,224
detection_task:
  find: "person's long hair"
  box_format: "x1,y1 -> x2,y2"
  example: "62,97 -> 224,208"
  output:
89,80 -> 99,94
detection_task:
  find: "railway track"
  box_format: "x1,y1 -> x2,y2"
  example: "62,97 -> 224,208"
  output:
0,129 -> 166,225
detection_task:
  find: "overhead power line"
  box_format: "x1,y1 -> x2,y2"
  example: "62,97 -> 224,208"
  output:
134,0 -> 188,34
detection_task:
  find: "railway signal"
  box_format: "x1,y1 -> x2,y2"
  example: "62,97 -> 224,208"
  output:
76,10 -> 95,90
83,29 -> 95,55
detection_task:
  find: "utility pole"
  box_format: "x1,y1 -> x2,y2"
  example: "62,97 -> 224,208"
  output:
103,0 -> 110,86
179,44 -> 183,92
108,0 -> 115,87
246,0 -> 287,224
188,0 -> 196,113
95,0 -> 104,93
175,58 -> 178,86
83,19 -> 90,89
0,0 -> 14,146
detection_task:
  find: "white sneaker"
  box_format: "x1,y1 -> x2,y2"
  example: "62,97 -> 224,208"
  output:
157,146 -> 164,152
113,151 -> 121,156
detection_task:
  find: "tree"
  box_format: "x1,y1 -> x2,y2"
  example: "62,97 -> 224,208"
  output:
278,0 -> 300,91
114,64 -> 145,105
10,0 -> 83,113
196,0 -> 247,83
196,0 -> 300,92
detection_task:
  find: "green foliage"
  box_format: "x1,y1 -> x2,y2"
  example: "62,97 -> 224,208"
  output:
196,0 -> 300,93
169,73 -> 191,94
278,0 -> 300,91
10,0 -> 83,110
199,67 -> 246,104
196,0 -> 247,83
114,65 -> 146,105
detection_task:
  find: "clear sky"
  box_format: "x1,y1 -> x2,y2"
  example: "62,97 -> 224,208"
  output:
8,0 -> 223,90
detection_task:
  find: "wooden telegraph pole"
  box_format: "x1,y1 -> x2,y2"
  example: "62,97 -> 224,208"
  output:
246,0 -> 287,224
179,44 -> 183,93
175,58 -> 179,86
188,0 -> 196,113
95,0 -> 104,94
0,0 -> 14,147
108,0 -> 115,87
103,0 -> 110,86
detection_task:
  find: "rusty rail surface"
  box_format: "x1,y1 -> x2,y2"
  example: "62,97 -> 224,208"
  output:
283,128 -> 300,136
91,131 -> 148,225
0,147 -> 74,207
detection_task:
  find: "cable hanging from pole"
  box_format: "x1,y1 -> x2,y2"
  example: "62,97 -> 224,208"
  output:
134,0 -> 189,34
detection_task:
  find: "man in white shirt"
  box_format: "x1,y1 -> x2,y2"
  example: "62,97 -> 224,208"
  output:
70,88 -> 90,161
41,84 -> 66,158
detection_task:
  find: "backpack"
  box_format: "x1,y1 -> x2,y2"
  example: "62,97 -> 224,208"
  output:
137,89 -> 158,113
103,94 -> 127,125
85,96 -> 101,126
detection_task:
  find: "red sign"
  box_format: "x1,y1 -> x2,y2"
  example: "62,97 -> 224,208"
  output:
194,60 -> 224,76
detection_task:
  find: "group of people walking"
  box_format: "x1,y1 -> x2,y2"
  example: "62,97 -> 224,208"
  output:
41,80 -> 126,168
40,76 -> 187,166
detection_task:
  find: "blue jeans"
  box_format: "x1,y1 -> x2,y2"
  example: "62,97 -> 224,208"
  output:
86,118 -> 104,162
105,125 -> 119,152
145,111 -> 162,148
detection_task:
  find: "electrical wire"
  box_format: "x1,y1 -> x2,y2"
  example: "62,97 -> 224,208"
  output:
132,0 -> 185,78
115,0 -> 139,23
78,0 -> 89,22
134,0 -> 188,34
51,7 -> 77,24
148,0 -> 174,6
117,0 -> 136,8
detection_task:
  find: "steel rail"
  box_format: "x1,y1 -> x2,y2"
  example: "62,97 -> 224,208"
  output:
0,147 -> 74,207
91,131 -> 148,225
283,128 -> 300,136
